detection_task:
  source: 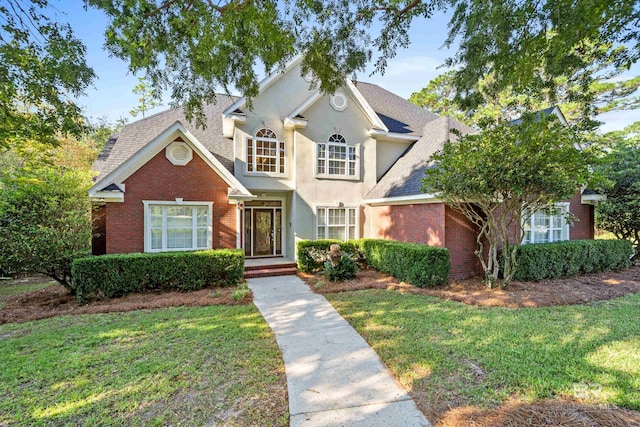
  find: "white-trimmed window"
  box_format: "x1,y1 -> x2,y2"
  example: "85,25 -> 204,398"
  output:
317,207 -> 357,240
144,201 -> 213,252
316,134 -> 358,178
246,128 -> 286,174
522,203 -> 570,244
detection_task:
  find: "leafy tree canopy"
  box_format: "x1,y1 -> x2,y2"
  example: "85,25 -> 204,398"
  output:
0,0 -> 96,149
422,113 -> 594,286
130,77 -> 163,118
86,0 -> 640,125
596,124 -> 640,255
410,63 -> 640,129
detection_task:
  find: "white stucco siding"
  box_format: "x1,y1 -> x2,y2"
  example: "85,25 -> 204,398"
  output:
376,140 -> 412,180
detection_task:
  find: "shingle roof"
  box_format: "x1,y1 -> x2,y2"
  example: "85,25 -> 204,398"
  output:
355,81 -> 439,134
93,94 -> 238,181
366,116 -> 477,199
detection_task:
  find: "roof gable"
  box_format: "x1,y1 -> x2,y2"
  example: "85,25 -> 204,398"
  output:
89,121 -> 252,199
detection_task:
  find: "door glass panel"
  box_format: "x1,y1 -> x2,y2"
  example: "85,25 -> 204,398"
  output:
244,209 -> 251,256
275,210 -> 282,255
253,209 -> 273,256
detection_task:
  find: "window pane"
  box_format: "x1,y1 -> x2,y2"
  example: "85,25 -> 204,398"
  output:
196,207 -> 208,227
151,229 -> 162,249
167,228 -> 192,249
317,226 -> 326,239
167,207 -> 192,227
327,226 -> 344,240
348,225 -> 355,240
552,214 -> 563,229
533,230 -> 549,243
318,209 -> 326,226
552,229 -> 563,242
197,228 -> 208,248
349,209 -> 356,225
151,206 -> 162,227
317,159 -> 325,174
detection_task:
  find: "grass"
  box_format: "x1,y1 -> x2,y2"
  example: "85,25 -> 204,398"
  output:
0,279 -> 56,298
0,305 -> 287,426
327,290 -> 640,418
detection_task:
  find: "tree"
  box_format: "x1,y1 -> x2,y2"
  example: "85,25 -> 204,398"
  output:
596,125 -> 640,258
410,66 -> 640,128
86,0 -> 640,125
0,0 -> 95,149
0,137 -> 95,288
422,113 -> 593,287
130,77 -> 162,118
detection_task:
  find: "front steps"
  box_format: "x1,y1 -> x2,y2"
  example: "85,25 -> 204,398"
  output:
244,260 -> 298,279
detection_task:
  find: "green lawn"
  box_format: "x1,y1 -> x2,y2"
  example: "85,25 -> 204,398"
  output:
0,306 -> 288,426
327,290 -> 640,418
0,279 -> 56,298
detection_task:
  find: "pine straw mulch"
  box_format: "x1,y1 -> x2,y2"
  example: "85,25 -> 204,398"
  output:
0,275 -> 251,325
436,400 -> 640,427
299,265 -> 640,308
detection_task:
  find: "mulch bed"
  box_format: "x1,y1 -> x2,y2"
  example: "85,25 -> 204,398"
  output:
436,400 -> 640,427
299,265 -> 640,308
0,277 -> 251,325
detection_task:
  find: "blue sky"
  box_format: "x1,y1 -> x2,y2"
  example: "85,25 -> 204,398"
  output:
57,1 -> 637,132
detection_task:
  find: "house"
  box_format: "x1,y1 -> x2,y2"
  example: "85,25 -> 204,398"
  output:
89,57 -> 600,279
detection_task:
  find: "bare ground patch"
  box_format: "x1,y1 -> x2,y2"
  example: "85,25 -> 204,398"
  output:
0,281 -> 251,325
300,265 -> 640,308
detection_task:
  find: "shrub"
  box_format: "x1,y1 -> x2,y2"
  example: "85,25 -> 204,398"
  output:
513,239 -> 632,281
297,240 -> 363,273
359,239 -> 450,287
324,255 -> 358,282
71,249 -> 244,302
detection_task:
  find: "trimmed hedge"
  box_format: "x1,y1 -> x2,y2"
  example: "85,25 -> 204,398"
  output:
358,239 -> 450,287
71,249 -> 244,302
297,240 -> 364,273
513,239 -> 632,281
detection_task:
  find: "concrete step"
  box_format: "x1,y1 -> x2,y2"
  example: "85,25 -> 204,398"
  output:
244,267 -> 299,279
245,262 -> 297,271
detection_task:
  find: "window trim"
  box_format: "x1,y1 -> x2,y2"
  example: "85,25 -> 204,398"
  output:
522,202 -> 570,245
314,134 -> 360,181
143,200 -> 213,252
315,205 -> 359,241
245,128 -> 286,176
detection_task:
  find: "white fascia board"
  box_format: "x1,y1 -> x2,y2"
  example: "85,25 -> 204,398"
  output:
89,121 -> 253,199
369,129 -> 419,142
283,117 -> 308,130
223,56 -> 304,117
284,90 -> 322,125
363,193 -> 441,206
551,106 -> 568,126
581,193 -> 607,205
90,191 -> 124,203
345,79 -> 388,132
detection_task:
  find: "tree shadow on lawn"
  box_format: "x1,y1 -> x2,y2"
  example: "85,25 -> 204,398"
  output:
328,290 -> 640,426
0,306 -> 288,426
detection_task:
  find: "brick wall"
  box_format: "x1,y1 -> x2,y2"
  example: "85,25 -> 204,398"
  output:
444,206 -> 483,279
104,146 -> 237,254
568,191 -> 594,240
369,203 -> 446,247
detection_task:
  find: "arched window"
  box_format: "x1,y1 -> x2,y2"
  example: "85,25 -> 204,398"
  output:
247,128 -> 285,174
317,133 -> 356,176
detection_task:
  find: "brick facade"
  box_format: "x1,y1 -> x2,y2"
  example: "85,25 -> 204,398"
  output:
368,190 -> 594,280
102,145 -> 237,254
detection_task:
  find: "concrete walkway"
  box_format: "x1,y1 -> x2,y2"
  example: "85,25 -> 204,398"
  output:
248,275 -> 430,427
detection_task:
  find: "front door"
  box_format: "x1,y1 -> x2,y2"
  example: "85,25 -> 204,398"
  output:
244,201 -> 283,257
253,209 -> 274,256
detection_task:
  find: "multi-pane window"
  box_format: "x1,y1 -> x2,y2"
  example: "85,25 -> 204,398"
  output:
247,128 -> 285,174
522,204 -> 569,244
148,204 -> 211,251
317,134 -> 357,177
317,207 -> 357,240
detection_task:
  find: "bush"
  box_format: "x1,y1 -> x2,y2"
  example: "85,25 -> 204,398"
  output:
359,239 -> 450,287
324,255 -> 358,282
71,249 -> 244,302
297,240 -> 364,273
513,239 -> 632,281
